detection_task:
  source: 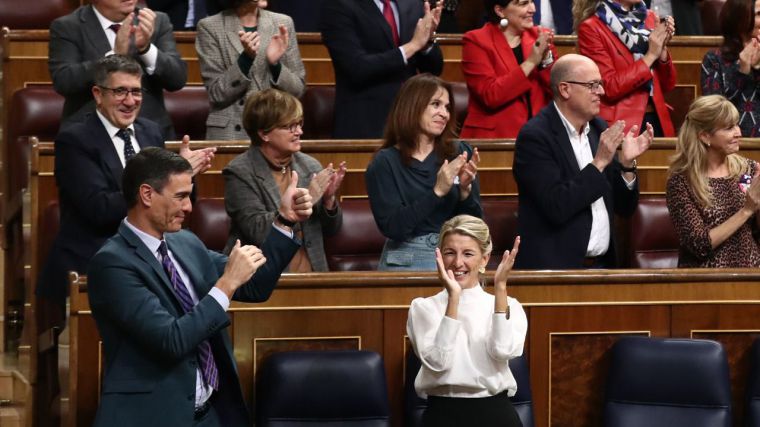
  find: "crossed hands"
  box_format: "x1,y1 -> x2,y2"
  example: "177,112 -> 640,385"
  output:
178,135 -> 216,176
280,170 -> 313,224
592,121 -> 652,172
114,8 -> 156,55
433,148 -> 480,201
308,162 -> 347,210
216,239 -> 267,298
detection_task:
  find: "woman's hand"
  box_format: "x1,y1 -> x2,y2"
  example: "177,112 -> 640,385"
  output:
322,161 -> 347,210
744,167 -> 760,214
458,148 -> 479,201
493,237 -> 520,290
644,22 -> 668,65
433,153 -> 466,197
739,37 -> 760,75
527,29 -> 551,67
239,30 -> 261,59
266,25 -> 289,66
308,167 -> 335,205
436,248 -> 462,296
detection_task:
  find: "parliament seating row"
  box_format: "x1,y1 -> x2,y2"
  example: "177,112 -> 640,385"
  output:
34,194 -> 679,275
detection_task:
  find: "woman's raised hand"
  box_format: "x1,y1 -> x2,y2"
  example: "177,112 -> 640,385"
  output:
458,148 -> 480,201
433,153 -> 467,197
493,237 -> 520,290
435,247 -> 462,296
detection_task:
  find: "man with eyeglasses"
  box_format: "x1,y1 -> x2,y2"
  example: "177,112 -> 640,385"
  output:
35,55 -> 213,425
513,54 -> 653,269
49,0 -> 186,140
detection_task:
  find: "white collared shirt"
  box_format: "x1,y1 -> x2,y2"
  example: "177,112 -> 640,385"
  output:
123,218 -> 230,408
553,103 -> 611,257
92,5 -> 158,74
95,110 -> 141,167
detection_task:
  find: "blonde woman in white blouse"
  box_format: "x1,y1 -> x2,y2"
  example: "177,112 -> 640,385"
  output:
407,214 -> 527,427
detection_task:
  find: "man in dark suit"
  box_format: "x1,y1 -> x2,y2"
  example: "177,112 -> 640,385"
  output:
49,0 -> 187,139
35,55 -> 213,425
513,54 -> 653,269
88,147 -> 312,426
146,0 -> 219,30
320,0 -> 444,139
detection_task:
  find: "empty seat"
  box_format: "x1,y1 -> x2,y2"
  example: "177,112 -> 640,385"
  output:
255,350 -> 391,426
324,199 -> 386,271
0,0 -> 73,30
603,337 -> 732,427
301,85 -> 336,140
629,196 -> 679,268
404,351 -> 534,427
482,197 -> 519,269
163,86 -> 210,141
746,338 -> 760,427
450,81 -> 470,129
187,198 -> 230,253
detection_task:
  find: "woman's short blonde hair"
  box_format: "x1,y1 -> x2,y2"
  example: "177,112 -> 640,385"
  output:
438,215 -> 493,257
242,88 -> 303,145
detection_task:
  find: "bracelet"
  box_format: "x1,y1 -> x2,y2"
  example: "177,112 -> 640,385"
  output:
275,212 -> 296,228
495,307 -> 511,319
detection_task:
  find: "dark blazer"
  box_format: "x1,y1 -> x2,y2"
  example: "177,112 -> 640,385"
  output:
535,0 -> 573,35
48,5 -> 187,139
513,104 -> 639,269
320,0 -> 443,139
36,114 -> 164,302
88,223 -> 299,426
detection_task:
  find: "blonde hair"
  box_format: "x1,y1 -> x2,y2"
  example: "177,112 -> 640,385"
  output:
572,0 -> 601,32
438,215 -> 493,257
669,95 -> 747,208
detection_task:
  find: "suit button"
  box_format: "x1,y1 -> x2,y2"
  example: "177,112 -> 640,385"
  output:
231,80 -> 240,87
235,125 -> 241,131
239,99 -> 245,106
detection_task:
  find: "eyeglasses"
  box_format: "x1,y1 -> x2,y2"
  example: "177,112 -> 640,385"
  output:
277,120 -> 304,134
563,80 -> 604,92
98,86 -> 144,100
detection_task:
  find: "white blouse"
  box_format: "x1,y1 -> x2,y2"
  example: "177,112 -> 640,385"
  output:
406,285 -> 528,398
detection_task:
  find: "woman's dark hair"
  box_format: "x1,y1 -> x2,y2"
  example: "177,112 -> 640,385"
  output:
719,0 -> 756,62
381,73 -> 457,166
483,0 -> 513,23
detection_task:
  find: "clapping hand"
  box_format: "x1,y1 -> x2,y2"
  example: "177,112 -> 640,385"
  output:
178,135 -> 216,176
493,237 -> 520,290
266,25 -> 289,65
620,122 -> 654,166
239,30 -> 261,59
435,247 -> 462,297
433,153 -> 467,197
323,161 -> 347,211
592,120 -> 625,172
458,148 -> 480,201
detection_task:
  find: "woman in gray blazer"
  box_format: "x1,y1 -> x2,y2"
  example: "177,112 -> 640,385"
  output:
196,0 -> 306,140
224,89 -> 345,272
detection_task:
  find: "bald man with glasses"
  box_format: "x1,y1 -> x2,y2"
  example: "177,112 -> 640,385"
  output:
513,54 -> 654,269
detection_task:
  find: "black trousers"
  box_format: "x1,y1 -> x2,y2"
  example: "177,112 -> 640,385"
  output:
422,391 -> 523,427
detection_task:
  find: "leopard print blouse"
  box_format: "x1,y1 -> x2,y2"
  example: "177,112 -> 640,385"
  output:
666,159 -> 760,268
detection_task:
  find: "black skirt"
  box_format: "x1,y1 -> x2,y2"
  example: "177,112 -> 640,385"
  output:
422,391 -> 523,427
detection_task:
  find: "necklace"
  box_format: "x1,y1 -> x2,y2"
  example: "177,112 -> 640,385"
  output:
260,149 -> 292,174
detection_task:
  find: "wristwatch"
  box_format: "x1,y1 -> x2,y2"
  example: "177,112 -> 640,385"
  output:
620,159 -> 637,173
275,212 -> 296,228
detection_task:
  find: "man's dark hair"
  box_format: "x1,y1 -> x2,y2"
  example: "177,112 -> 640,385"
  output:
93,54 -> 143,87
122,147 -> 193,208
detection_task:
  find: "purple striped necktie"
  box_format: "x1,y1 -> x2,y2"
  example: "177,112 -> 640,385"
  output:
158,241 -> 219,390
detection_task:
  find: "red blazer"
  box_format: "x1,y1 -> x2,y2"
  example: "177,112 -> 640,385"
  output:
577,13 -> 677,136
460,23 -> 556,139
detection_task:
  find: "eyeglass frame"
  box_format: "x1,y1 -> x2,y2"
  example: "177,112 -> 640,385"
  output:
562,80 -> 604,92
274,119 -> 305,134
98,86 -> 145,100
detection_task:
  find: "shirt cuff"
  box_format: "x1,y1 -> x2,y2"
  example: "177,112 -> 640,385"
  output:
208,287 -> 230,311
398,46 -> 408,65
140,44 -> 158,74
272,221 -> 295,240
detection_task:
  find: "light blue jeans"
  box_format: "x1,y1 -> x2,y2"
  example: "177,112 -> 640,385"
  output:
378,233 -> 439,271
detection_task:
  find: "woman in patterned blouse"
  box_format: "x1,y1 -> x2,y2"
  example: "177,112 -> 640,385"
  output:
666,95 -> 760,268
701,0 -> 760,137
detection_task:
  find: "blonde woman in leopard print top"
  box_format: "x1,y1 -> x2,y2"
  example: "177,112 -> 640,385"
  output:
666,95 -> 760,267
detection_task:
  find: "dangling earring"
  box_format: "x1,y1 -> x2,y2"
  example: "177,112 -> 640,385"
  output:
478,266 -> 486,274
499,18 -> 508,29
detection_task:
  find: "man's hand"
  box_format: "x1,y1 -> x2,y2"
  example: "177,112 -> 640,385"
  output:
215,240 -> 267,298
178,135 -> 216,176
592,120 -> 625,172
280,170 -> 313,223
133,7 -> 156,54
266,25 -> 289,65
621,122 -> 654,166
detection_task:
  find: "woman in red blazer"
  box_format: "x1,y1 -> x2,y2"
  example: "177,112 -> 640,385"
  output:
576,0 -> 677,136
460,0 -> 557,139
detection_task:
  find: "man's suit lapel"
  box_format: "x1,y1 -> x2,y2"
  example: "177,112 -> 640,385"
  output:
250,147 -> 284,207
546,105 -> 582,174
358,0 -> 396,47
88,114 -> 127,187
82,5 -> 113,55
166,233 -> 211,297
118,223 -> 182,306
